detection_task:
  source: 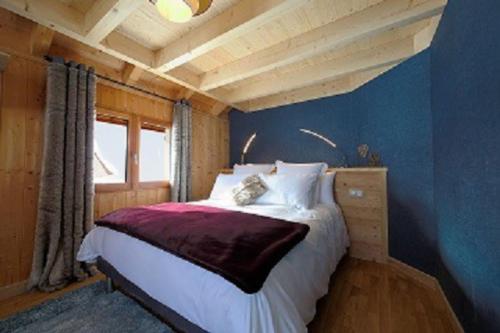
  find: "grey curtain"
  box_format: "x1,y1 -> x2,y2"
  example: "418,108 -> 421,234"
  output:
170,100 -> 192,202
29,58 -> 96,291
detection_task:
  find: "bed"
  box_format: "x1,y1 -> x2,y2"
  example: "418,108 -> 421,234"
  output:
78,199 -> 349,333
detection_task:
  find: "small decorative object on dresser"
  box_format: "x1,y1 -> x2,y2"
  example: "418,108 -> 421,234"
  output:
357,144 -> 369,158
357,143 -> 382,167
368,153 -> 382,167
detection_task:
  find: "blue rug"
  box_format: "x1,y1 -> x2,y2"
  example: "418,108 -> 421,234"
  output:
0,282 -> 173,333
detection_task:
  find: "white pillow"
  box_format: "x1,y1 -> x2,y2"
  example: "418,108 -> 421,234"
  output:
210,174 -> 247,201
256,173 -> 319,210
275,161 -> 328,205
254,174 -> 287,205
319,172 -> 336,205
233,164 -> 275,175
275,160 -> 328,175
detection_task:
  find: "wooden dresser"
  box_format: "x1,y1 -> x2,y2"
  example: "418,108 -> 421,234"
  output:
330,168 -> 388,263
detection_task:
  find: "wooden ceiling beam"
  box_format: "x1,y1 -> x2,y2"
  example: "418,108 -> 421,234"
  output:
237,65 -> 399,112
84,0 -> 146,43
0,0 -> 235,108
121,63 -> 143,84
30,24 -> 54,57
200,0 -> 446,91
236,77 -> 353,112
414,15 -> 443,52
225,36 -> 419,104
0,0 -> 153,67
100,32 -> 155,67
176,88 -> 195,101
0,0 -> 446,111
154,0 -> 309,72
209,102 -> 231,116
98,34 -> 234,106
0,0 -> 84,36
348,65 -> 399,92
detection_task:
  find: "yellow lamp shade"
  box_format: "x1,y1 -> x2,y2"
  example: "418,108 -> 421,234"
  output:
155,0 -> 199,23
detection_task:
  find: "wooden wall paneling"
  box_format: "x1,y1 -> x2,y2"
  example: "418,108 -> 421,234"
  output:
0,10 -> 32,56
20,60 -> 45,280
191,111 -> 202,200
136,190 -> 149,206
0,16 -> 230,291
191,109 -> 230,200
93,187 -> 171,218
96,82 -> 127,112
191,110 -> 207,200
0,56 -> 28,286
126,190 -> 138,209
157,188 -> 169,203
95,82 -> 172,123
0,51 -> 9,72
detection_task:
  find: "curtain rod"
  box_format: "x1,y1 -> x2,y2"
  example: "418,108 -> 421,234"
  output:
43,55 -> 178,104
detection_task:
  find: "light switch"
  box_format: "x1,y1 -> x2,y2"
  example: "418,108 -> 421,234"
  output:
349,188 -> 364,198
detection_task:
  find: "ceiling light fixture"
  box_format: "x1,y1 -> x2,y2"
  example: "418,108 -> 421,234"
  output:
150,0 -> 213,23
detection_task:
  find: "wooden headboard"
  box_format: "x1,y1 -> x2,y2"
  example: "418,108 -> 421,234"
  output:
220,167 -> 388,263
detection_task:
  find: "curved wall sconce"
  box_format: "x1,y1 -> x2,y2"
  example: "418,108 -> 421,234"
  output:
299,128 -> 348,167
240,132 -> 257,164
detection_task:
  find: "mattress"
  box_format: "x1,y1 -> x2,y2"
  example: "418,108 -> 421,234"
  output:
77,200 -> 350,333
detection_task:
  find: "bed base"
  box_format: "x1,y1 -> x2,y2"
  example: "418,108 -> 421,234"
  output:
97,257 -> 207,333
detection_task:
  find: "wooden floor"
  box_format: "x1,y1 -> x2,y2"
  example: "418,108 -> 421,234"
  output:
0,274 -> 105,320
0,259 -> 458,333
309,258 -> 459,333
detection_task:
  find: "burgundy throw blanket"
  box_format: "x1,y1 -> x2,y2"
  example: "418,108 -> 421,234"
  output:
95,203 -> 309,293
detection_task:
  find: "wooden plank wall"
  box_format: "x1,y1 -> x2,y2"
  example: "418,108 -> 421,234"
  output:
0,38 -> 229,291
0,56 -> 45,288
192,109 -> 229,200
92,82 -> 173,219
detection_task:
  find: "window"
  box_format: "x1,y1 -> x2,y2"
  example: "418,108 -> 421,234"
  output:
94,116 -> 128,184
93,108 -> 171,192
140,124 -> 170,182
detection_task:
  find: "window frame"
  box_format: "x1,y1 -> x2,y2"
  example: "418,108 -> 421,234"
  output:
94,108 -> 171,193
94,109 -> 132,193
138,117 -> 171,189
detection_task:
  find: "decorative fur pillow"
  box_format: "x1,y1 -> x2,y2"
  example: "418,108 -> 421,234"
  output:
232,175 -> 267,206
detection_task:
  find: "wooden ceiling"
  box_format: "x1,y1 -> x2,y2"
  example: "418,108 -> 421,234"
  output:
0,0 -> 447,112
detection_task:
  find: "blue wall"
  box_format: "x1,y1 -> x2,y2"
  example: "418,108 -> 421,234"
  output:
231,51 -> 438,274
230,1 -> 500,330
230,93 -> 360,167
431,0 -> 500,332
355,52 -> 437,275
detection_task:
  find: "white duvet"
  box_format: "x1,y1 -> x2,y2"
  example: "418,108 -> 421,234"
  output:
77,200 -> 350,333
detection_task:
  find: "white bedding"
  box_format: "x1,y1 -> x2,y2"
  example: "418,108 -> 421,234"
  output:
77,200 -> 350,333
